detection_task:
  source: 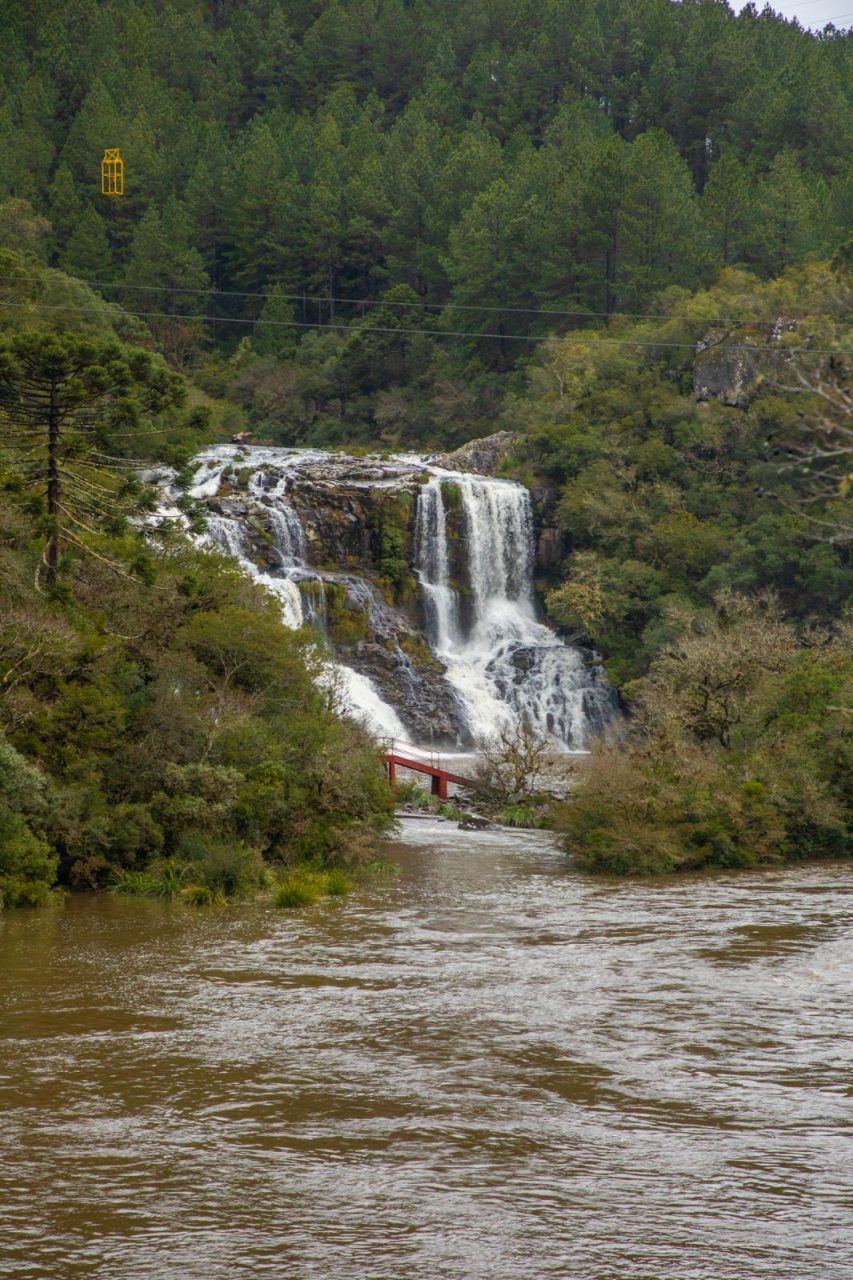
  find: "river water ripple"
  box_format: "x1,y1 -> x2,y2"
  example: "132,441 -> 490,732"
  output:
1,821 -> 851,1279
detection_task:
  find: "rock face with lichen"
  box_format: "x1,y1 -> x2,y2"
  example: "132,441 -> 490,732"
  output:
693,335 -> 761,407
437,430 -> 518,475
693,318 -> 799,407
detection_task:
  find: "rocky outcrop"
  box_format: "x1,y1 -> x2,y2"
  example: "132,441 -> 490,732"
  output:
693,318 -> 799,407
693,336 -> 760,407
437,430 -> 518,475
346,632 -> 470,746
529,483 -> 566,576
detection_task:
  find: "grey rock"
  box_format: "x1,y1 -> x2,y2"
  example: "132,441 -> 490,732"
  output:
437,431 -> 518,476
693,318 -> 799,407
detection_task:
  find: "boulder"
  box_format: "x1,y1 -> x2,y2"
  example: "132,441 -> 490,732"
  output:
693,318 -> 798,407
438,431 -> 518,475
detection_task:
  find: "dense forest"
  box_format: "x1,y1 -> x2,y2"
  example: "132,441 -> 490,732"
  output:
0,0 -> 851,897
2,1 -> 852,367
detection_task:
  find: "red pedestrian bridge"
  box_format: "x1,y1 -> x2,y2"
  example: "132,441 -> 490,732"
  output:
381,739 -> 473,800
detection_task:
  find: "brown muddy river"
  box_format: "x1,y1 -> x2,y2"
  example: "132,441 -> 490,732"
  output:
1,820 -> 851,1280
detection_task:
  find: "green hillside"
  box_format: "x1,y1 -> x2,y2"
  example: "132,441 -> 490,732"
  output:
0,2 -> 850,892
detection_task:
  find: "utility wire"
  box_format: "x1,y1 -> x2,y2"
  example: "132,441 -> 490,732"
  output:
0,273 -> 846,329
0,298 -> 845,355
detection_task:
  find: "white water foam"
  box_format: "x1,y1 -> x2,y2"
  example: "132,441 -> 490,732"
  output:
319,665 -> 406,739
194,455 -> 404,736
170,445 -> 613,748
415,469 -> 611,748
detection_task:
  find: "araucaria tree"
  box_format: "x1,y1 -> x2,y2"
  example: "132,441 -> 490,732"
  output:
0,331 -> 184,584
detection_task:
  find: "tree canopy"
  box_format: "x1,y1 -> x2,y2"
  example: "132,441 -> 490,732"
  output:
0,0 -> 850,357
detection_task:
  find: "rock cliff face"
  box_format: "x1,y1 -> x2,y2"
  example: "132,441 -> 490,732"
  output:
693,318 -> 799,407
693,337 -> 760,407
209,460 -> 467,743
176,442 -> 615,748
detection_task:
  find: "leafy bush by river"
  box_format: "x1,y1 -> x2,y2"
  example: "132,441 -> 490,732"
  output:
554,596 -> 851,875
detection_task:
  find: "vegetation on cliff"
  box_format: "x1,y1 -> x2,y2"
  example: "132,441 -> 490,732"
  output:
506,261 -> 852,872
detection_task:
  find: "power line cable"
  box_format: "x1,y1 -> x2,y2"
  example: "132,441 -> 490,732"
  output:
0,273 -> 846,329
0,298 -> 845,355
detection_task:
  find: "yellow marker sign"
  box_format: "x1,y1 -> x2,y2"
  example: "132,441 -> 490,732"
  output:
101,148 -> 124,196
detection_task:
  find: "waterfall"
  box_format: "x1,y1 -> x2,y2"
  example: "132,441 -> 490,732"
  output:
415,469 -> 612,749
268,506 -> 307,567
161,444 -> 615,749
415,479 -> 458,650
207,514 -> 305,630
206,514 -> 248,559
198,465 -> 403,739
460,474 -> 533,611
299,577 -> 327,630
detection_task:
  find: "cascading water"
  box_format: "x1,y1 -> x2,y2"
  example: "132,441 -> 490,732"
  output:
160,444 -> 614,749
415,470 -> 613,747
189,452 -> 403,737
415,480 -> 458,650
205,512 -> 304,630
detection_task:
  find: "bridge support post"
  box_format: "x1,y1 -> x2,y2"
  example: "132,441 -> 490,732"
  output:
431,773 -> 448,800
387,759 -> 396,787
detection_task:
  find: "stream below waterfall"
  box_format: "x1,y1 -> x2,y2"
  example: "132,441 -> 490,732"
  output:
1,822 -> 850,1280
154,446 -> 615,749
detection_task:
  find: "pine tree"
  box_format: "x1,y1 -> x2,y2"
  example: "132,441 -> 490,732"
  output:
0,106 -> 15,202
9,76 -> 56,203
443,158 -> 549,366
703,150 -> 756,267
225,120 -> 298,292
618,129 -> 706,307
125,201 -> 208,315
61,203 -> 112,281
575,133 -> 629,314
47,162 -> 82,262
253,286 -> 297,357
124,200 -> 209,365
0,330 -> 183,584
755,148 -> 820,275
60,80 -> 122,188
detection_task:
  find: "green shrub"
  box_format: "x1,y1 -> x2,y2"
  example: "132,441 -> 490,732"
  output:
111,868 -> 159,897
0,737 -> 58,909
273,866 -> 352,908
149,858 -> 193,900
394,779 -> 428,805
181,882 -> 226,906
181,836 -> 264,898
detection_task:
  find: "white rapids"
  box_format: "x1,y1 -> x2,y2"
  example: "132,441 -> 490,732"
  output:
189,451 -> 402,737
415,470 -> 612,745
156,445 -> 614,748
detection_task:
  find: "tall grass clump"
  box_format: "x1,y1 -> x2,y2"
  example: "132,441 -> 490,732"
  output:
274,866 -> 352,909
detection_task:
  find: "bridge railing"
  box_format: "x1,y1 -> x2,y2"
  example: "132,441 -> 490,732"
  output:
379,737 -> 441,770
